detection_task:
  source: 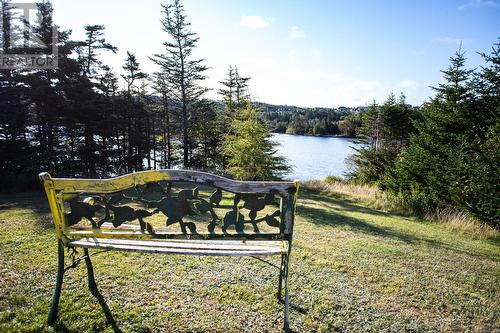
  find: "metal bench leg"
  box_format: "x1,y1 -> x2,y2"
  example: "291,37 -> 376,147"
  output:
283,254 -> 290,333
83,248 -> 99,295
277,254 -> 285,300
48,240 -> 65,326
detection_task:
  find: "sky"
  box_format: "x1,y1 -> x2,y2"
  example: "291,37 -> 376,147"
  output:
39,0 -> 500,107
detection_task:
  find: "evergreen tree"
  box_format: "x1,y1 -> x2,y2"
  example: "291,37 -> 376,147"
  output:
189,99 -> 221,170
456,42 -> 500,225
150,0 -> 208,167
218,66 -> 251,170
70,24 -> 117,176
77,25 -> 117,78
386,49 -> 489,216
233,66 -> 250,107
121,51 -> 148,171
218,66 -> 235,114
122,51 -> 147,96
347,95 -> 416,184
151,71 -> 175,168
223,103 -> 290,180
0,1 -> 32,189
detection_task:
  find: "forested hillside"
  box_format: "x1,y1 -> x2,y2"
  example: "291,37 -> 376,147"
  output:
258,103 -> 368,136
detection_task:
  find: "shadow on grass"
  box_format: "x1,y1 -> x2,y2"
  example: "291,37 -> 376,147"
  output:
54,286 -> 122,333
279,298 -> 309,315
0,191 -> 47,211
0,191 -> 53,229
52,321 -> 73,332
298,203 -> 417,244
91,287 -> 122,333
301,189 -> 412,219
298,190 -> 500,260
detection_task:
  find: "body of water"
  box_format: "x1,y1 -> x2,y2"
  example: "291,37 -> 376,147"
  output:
272,133 -> 359,181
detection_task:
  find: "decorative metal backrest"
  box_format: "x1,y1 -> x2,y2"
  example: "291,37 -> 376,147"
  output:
39,170 -> 299,240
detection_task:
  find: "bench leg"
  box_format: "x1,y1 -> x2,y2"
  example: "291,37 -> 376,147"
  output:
277,254 -> 285,300
283,254 -> 290,333
48,240 -> 65,326
83,248 -> 99,295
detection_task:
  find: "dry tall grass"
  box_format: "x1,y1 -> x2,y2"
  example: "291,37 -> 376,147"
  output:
301,179 -> 405,212
425,207 -> 498,239
302,179 -> 498,239
302,179 -> 379,199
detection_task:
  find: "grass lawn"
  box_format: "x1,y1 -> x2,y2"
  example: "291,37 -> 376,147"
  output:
0,189 -> 499,332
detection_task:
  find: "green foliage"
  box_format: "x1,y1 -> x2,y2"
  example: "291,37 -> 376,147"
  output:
217,66 -> 253,171
348,145 -> 401,184
264,108 -> 346,136
0,0 -> 223,188
457,121 -> 500,222
223,105 -> 290,180
386,44 -> 500,227
324,175 -> 344,184
218,65 -> 250,115
338,112 -> 362,137
150,0 -> 209,167
347,94 -> 417,185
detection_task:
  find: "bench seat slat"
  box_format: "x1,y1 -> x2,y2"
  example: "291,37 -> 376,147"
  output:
68,238 -> 287,256
127,238 -> 284,245
70,237 -> 287,251
65,229 -> 283,240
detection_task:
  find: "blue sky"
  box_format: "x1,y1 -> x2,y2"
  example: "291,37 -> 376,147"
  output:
47,0 -> 499,107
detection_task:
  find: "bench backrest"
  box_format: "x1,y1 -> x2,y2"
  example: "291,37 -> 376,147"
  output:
39,170 -> 299,242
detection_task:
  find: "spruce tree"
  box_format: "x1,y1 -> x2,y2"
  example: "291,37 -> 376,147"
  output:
0,0 -> 32,189
223,103 -> 290,181
218,65 -> 235,114
386,50 -> 478,210
218,66 -> 251,171
151,71 -> 175,168
457,42 -> 500,225
150,0 -> 208,168
219,66 -> 250,114
348,95 -> 415,184
78,25 -> 117,78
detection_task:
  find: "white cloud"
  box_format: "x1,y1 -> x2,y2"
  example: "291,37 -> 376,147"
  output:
288,26 -> 305,39
458,0 -> 498,10
434,37 -> 471,45
240,16 -> 270,29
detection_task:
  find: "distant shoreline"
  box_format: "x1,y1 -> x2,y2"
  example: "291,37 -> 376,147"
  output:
272,132 -> 356,139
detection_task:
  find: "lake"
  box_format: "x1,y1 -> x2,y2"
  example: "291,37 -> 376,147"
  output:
272,133 -> 359,181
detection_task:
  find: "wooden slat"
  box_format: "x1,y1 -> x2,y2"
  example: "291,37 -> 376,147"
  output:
128,238 -> 288,246
65,229 -> 285,240
68,238 -> 286,256
43,170 -> 297,194
71,237 -> 287,251
78,236 -> 286,246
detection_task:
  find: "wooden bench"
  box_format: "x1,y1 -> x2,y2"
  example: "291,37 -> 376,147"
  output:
39,170 -> 299,332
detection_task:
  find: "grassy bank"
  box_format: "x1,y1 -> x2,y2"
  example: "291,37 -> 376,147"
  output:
1,190 -> 499,332
303,179 -> 498,239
